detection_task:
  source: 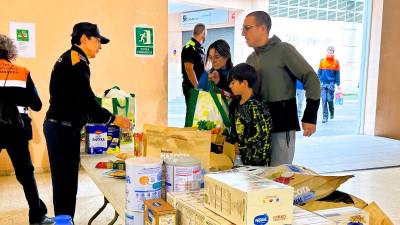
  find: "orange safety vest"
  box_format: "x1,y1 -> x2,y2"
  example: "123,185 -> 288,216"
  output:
0,59 -> 29,114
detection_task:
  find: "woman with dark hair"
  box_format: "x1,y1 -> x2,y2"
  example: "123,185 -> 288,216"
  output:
198,39 -> 233,93
0,33 -> 53,224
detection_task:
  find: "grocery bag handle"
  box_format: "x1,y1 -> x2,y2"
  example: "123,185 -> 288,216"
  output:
209,81 -> 231,128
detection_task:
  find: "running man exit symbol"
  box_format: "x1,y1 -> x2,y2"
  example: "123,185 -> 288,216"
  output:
135,26 -> 154,56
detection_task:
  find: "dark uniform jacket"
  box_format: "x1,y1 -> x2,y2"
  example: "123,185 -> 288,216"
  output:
46,45 -> 114,128
0,59 -> 41,143
181,38 -> 205,88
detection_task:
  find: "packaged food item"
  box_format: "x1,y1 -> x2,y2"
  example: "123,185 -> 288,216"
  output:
106,125 -> 120,154
144,199 -> 176,225
293,206 -> 335,225
126,157 -> 163,212
134,132 -> 143,156
204,172 -> 294,225
102,169 -> 126,178
165,156 -> 202,193
86,124 -> 108,154
315,206 -> 369,225
95,160 -> 125,170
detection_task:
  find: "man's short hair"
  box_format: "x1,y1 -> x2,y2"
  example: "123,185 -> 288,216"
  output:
327,46 -> 335,52
228,63 -> 258,88
247,11 -> 272,32
193,23 -> 206,36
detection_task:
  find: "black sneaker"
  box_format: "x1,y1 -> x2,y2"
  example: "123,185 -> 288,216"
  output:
30,215 -> 54,225
330,114 -> 334,119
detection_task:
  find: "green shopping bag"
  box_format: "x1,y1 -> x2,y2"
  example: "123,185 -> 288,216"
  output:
96,86 -> 136,125
185,81 -> 230,130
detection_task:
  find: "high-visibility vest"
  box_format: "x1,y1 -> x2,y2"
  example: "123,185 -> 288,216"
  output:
0,59 -> 29,114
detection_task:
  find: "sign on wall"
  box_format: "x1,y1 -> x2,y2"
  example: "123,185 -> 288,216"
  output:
181,9 -> 229,26
9,22 -> 36,58
134,25 -> 155,57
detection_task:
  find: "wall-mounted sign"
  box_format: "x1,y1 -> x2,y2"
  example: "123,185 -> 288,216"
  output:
9,22 -> 36,58
134,25 -> 155,57
181,9 -> 229,26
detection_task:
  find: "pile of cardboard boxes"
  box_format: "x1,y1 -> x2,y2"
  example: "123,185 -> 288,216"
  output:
142,170 -> 370,225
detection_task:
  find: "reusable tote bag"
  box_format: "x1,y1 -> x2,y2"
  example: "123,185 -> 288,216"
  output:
96,86 -> 136,125
185,81 -> 230,130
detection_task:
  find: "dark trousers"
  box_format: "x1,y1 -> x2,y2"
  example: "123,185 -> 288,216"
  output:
0,140 -> 47,224
182,82 -> 193,110
43,120 -> 81,219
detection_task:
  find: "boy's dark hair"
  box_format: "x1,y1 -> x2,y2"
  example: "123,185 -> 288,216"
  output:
228,63 -> 258,88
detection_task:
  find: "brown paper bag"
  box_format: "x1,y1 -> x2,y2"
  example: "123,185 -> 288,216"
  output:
299,190 -> 368,211
364,202 -> 394,225
143,124 -> 211,170
260,164 -> 353,204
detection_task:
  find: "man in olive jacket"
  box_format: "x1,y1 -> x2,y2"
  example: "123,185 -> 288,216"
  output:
242,11 -> 320,166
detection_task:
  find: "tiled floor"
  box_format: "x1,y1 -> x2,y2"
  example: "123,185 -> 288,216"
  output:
294,135 -> 400,173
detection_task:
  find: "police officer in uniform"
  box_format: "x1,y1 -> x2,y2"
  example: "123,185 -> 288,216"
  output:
181,23 -> 206,110
43,22 -> 131,219
0,34 -> 53,225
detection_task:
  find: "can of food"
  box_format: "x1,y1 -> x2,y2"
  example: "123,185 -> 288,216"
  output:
164,156 -> 202,193
125,157 -> 163,212
125,210 -> 143,225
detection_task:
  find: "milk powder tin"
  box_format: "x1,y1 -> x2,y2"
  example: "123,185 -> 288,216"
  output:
126,157 -> 163,212
164,156 -> 202,193
125,210 -> 144,225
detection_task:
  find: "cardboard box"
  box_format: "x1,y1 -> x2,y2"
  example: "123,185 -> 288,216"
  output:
204,172 -> 293,225
315,206 -> 369,225
144,199 -> 176,225
293,206 -> 335,225
167,190 -> 234,225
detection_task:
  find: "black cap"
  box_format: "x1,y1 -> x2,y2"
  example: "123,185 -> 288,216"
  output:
71,22 -> 110,44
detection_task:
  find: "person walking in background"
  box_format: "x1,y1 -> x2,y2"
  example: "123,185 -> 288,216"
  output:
43,22 -> 131,220
296,80 -> 305,117
0,34 -> 53,225
198,39 -> 233,93
181,23 -> 206,110
242,11 -> 320,166
318,46 -> 340,123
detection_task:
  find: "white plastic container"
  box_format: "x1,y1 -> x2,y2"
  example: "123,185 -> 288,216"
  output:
126,157 -> 162,212
125,210 -> 144,225
164,156 -> 202,193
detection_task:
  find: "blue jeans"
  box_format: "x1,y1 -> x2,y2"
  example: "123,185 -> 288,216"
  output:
43,119 -> 81,219
321,83 -> 335,119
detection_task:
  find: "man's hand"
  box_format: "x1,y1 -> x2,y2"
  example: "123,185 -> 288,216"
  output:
302,122 -> 316,137
208,70 -> 220,85
113,115 -> 132,130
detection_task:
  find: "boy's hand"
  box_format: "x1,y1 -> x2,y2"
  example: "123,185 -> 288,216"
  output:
302,122 -> 316,137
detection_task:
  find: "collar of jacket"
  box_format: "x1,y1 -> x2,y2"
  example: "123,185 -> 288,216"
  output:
71,45 -> 90,64
254,35 -> 281,54
191,37 -> 203,49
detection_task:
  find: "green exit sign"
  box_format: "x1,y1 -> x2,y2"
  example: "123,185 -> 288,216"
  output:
135,26 -> 154,56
